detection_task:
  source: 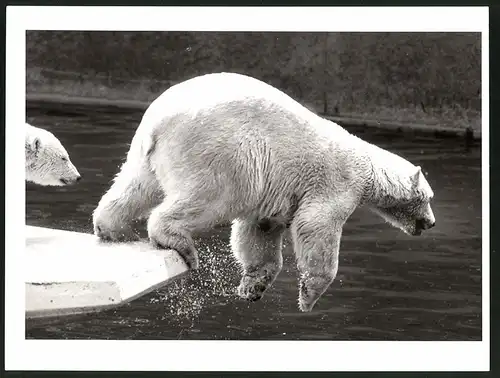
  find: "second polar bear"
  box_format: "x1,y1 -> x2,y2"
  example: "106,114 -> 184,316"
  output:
25,123 -> 81,186
93,72 -> 436,312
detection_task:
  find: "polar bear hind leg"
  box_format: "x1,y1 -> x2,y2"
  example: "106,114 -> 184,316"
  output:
230,218 -> 286,302
147,191 -> 230,270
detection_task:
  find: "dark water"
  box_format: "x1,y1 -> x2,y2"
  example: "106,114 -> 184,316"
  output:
25,102 -> 482,341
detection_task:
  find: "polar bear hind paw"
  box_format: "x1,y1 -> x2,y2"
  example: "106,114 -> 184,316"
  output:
237,273 -> 273,302
149,232 -> 200,270
95,224 -> 140,243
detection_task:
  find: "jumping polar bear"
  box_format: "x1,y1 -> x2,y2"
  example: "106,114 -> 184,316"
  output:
25,123 -> 81,186
93,72 -> 436,312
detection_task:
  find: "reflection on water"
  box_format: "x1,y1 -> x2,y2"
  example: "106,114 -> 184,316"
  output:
25,102 -> 482,340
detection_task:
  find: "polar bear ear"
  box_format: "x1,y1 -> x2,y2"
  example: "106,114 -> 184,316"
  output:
31,137 -> 41,153
411,166 -> 422,185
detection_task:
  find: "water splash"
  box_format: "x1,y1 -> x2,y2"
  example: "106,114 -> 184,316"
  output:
154,233 -> 240,323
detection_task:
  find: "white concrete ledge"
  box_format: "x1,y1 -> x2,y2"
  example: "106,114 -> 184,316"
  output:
25,226 -> 189,319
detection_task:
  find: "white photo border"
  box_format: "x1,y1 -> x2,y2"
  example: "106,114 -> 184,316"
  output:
6,5 -> 490,372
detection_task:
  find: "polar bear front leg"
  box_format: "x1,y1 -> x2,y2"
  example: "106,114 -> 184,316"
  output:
292,223 -> 343,313
94,162 -> 163,242
230,218 -> 286,302
291,198 -> 354,312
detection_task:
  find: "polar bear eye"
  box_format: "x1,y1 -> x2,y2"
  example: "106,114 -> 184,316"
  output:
61,156 -> 68,162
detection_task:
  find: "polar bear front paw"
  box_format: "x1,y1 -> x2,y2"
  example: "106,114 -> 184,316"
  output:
297,274 -> 335,312
298,297 -> 315,313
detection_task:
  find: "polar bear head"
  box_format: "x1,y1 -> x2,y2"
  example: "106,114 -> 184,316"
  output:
371,166 -> 436,236
25,124 -> 81,186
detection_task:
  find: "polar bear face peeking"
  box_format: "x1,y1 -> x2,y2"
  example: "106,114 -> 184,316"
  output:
370,166 -> 435,236
25,123 -> 81,186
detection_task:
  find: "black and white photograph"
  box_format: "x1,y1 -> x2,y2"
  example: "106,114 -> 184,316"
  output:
5,5 -> 489,372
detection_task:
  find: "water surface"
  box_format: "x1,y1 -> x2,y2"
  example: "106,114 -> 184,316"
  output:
25,102 -> 482,340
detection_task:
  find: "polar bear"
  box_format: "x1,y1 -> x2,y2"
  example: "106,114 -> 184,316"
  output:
25,123 -> 81,186
93,72 -> 436,312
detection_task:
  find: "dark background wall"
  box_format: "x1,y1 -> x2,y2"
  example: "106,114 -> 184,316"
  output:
26,31 -> 481,123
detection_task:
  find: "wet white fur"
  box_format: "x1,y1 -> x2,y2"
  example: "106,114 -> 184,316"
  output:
25,123 -> 81,186
93,72 -> 435,312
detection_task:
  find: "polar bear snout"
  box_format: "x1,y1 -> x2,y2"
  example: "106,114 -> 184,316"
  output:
414,202 -> 436,235
414,217 -> 435,235
416,217 -> 435,231
57,157 -> 82,185
59,174 -> 81,185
